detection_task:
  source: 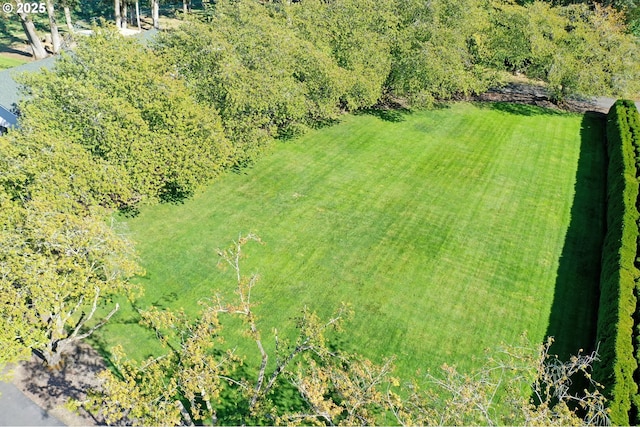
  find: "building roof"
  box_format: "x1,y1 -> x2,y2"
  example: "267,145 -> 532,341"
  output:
0,105 -> 18,128
0,55 -> 57,111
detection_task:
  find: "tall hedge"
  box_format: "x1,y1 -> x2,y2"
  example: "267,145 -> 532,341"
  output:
595,99 -> 640,425
631,102 -> 640,426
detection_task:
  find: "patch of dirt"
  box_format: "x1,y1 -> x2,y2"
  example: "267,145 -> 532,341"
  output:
469,82 -> 611,115
11,343 -> 106,426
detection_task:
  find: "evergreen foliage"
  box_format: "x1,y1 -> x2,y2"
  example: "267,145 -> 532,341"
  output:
594,99 -> 640,425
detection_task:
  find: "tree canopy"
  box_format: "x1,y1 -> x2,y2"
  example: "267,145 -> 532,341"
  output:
18,28 -> 233,205
154,0 -> 640,113
0,130 -> 143,367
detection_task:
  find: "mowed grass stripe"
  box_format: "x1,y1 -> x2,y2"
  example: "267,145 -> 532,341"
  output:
101,103 -> 598,379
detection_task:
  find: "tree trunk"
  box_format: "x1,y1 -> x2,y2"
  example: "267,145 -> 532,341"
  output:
42,340 -> 67,370
135,0 -> 141,31
63,5 -> 73,33
183,0 -> 190,14
201,389 -> 215,426
45,0 -> 61,53
115,0 -> 122,28
176,401 -> 195,426
152,0 -> 159,29
19,13 -> 47,59
122,1 -> 128,28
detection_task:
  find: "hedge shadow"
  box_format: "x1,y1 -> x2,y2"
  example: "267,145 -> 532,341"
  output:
544,112 -> 606,361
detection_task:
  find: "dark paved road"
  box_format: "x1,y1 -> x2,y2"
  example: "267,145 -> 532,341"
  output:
0,382 -> 63,426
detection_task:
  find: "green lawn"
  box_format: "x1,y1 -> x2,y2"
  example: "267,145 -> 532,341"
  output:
98,102 -> 605,381
0,56 -> 27,70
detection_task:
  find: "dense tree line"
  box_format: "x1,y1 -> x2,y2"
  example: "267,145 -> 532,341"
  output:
150,0 -> 640,151
535,0 -> 640,36
0,26 -> 233,368
158,0 -> 640,117
0,0 -> 639,423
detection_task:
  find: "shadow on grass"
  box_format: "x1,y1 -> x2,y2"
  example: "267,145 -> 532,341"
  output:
308,117 -> 341,130
117,204 -> 140,218
358,108 -> 410,123
159,181 -> 192,204
0,47 -> 31,59
0,14 -> 25,45
544,112 -> 606,361
475,102 -> 565,117
84,299 -> 158,391
212,366 -> 307,425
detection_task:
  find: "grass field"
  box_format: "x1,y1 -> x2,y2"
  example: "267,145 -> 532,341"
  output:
0,56 -> 27,70
97,102 -> 605,381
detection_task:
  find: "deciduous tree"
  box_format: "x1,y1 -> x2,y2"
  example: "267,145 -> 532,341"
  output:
151,0 -> 159,29
389,0 -> 497,106
288,0 -> 396,110
388,337 -> 609,426
45,0 -> 61,53
60,0 -> 77,32
480,1 -> 640,101
76,235 -> 379,425
18,27 -> 233,206
114,0 -> 122,28
0,132 -> 143,368
18,12 -> 47,59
